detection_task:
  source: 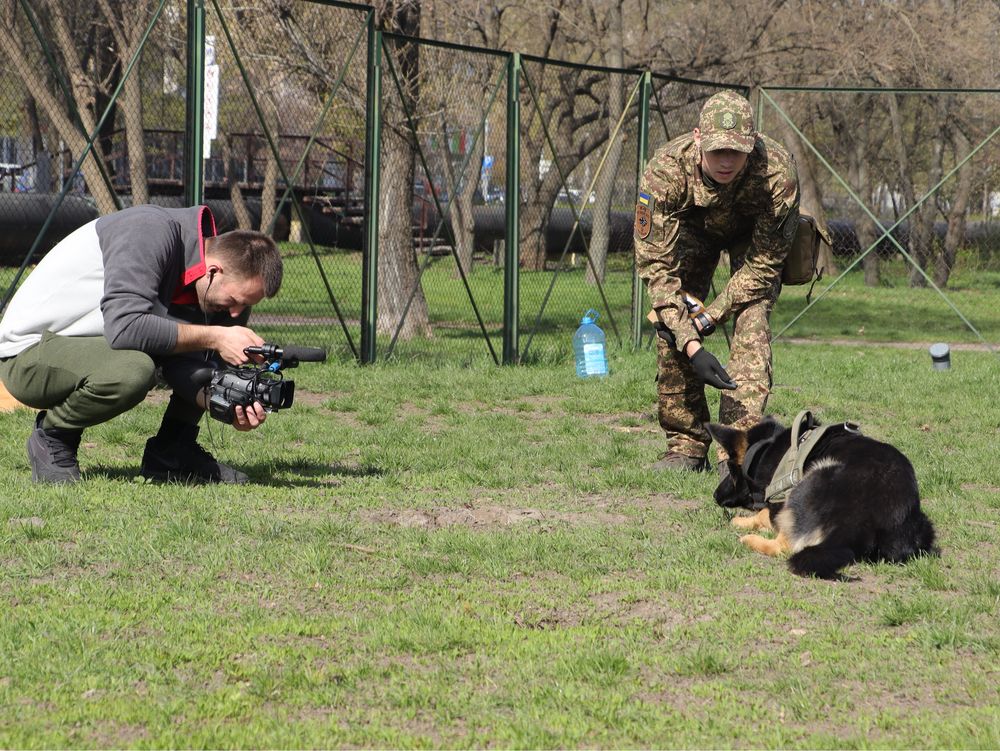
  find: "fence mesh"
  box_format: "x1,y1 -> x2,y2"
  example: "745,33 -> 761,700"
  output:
1,2 -> 996,365
204,0 -> 370,360
374,36 -> 508,363
759,88 -> 1000,346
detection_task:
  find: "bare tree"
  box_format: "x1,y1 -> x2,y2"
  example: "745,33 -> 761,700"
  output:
934,125 -> 973,287
375,0 -> 430,338
95,0 -> 155,205
0,1 -> 118,213
584,1 -> 624,286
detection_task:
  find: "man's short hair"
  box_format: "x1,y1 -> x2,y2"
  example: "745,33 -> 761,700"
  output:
210,230 -> 283,297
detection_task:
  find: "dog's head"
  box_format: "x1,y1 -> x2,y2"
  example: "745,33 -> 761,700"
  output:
707,417 -> 790,509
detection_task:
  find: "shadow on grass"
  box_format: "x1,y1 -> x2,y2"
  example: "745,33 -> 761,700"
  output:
84,459 -> 386,488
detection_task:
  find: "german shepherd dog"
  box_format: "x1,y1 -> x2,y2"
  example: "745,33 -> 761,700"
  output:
707,415 -> 937,579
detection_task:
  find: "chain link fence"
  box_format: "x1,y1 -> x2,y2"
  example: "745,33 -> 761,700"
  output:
200,0 -> 372,360
372,34 -> 508,363
759,88 -> 1000,346
1,1 -> 996,365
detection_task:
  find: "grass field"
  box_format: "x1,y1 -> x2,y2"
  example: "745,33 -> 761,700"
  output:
1,246 -> 999,747
242,246 -> 1000,364
1,328 -> 998,747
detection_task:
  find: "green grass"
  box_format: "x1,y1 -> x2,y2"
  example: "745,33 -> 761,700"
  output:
244,246 -> 1000,363
5,245 -> 999,365
1,337 -> 999,748
1,245 -> 999,747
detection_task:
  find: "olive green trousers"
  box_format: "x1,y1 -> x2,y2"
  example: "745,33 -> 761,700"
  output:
0,332 -> 156,431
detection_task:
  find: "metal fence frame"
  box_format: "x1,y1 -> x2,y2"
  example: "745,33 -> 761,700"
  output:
3,2 -> 996,364
759,86 -> 1000,354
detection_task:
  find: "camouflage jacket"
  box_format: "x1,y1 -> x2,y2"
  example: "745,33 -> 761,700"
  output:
634,132 -> 799,351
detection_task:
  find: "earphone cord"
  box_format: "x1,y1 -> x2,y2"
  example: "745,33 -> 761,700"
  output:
202,270 -> 216,444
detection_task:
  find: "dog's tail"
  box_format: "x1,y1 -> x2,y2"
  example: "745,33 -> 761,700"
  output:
787,544 -> 856,579
876,507 -> 938,563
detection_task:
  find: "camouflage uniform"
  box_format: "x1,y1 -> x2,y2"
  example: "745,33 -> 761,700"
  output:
634,90 -> 800,462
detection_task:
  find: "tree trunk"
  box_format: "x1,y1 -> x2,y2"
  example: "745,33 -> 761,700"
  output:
379,123 -> 430,338
586,4 -> 624,286
517,123 -> 548,270
845,133 -> 879,287
887,94 -> 941,288
376,0 -> 429,339
934,127 -> 972,288
832,99 -> 880,287
259,105 -> 280,234
25,96 -> 53,193
123,61 -> 149,205
222,133 -> 253,229
438,116 -> 479,278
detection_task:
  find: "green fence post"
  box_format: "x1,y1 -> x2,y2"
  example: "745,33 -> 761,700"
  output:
503,52 -> 521,365
184,0 -> 206,207
361,15 -> 382,365
631,71 -> 651,350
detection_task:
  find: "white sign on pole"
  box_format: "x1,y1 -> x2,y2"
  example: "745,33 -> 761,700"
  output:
203,64 -> 219,143
203,36 -> 219,146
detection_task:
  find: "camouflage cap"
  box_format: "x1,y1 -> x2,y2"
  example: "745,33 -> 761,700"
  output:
698,90 -> 756,153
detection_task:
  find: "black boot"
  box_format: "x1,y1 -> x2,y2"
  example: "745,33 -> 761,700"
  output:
27,411 -> 82,484
140,420 -> 248,484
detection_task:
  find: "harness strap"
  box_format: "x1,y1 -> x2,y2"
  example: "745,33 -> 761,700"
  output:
764,412 -> 862,505
764,410 -> 815,503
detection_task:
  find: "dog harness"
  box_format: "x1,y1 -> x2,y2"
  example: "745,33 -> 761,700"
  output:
745,410 -> 861,505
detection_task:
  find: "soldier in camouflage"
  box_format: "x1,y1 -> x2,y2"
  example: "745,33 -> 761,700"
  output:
633,89 -> 800,472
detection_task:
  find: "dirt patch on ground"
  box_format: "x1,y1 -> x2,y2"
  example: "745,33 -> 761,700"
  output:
364,504 -> 628,530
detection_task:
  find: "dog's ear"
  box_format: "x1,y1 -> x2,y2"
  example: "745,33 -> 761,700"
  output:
705,422 -> 747,462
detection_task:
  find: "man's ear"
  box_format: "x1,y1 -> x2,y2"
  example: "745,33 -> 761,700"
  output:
705,422 -> 746,459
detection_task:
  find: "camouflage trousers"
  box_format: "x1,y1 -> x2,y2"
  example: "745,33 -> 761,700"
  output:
655,244 -> 778,462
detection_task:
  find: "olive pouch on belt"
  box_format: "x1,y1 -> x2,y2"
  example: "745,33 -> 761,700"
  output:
782,214 -> 830,285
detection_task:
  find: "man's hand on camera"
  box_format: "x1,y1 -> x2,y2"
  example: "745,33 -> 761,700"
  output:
232,402 -> 266,431
214,326 -> 265,366
685,341 -> 737,390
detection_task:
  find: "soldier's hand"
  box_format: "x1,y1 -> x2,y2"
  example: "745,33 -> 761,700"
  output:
653,321 -> 676,347
647,309 -> 679,348
690,348 -> 737,390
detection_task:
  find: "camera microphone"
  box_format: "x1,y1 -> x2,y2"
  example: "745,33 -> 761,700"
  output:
244,343 -> 327,364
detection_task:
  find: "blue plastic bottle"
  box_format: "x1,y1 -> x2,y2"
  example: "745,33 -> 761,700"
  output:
573,308 -> 608,377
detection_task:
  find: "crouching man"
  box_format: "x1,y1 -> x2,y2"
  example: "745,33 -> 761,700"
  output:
0,204 -> 283,484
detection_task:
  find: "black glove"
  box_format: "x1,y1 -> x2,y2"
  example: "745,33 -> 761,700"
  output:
690,348 -> 737,390
652,322 -> 676,348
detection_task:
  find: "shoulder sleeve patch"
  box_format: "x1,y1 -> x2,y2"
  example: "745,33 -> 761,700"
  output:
635,193 -> 653,239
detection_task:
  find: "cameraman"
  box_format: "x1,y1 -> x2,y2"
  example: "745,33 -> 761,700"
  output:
0,204 -> 283,484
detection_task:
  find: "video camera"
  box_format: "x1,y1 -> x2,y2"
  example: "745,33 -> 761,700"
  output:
196,343 -> 327,424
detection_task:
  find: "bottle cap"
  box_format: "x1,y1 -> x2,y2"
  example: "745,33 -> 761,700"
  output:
928,342 -> 950,370
581,308 -> 600,325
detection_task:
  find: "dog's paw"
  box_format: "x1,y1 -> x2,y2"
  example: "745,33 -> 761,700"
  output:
740,533 -> 783,557
731,507 -> 772,531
